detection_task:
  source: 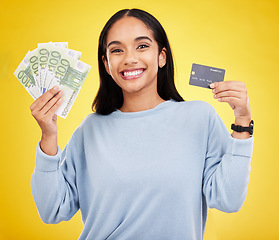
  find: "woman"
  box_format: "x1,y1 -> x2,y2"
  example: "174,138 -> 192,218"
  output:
30,8 -> 254,240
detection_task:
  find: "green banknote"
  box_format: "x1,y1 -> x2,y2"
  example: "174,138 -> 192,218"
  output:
53,42 -> 68,48
14,51 -> 41,99
27,49 -> 40,87
45,45 -> 82,92
38,42 -> 52,93
14,42 -> 91,118
53,53 -> 91,118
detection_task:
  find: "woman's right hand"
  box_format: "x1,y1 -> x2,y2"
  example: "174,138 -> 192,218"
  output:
30,86 -> 63,155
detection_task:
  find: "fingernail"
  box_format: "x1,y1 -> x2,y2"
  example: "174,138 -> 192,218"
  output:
210,83 -> 215,88
53,86 -> 58,90
212,89 -> 216,93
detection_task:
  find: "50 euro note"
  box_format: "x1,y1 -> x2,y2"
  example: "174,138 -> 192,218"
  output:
51,53 -> 91,118
14,51 -> 41,99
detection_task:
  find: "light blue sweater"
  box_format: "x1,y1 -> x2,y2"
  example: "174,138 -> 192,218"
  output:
31,100 -> 254,240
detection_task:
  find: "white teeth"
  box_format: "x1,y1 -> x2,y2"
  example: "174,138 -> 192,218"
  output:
123,70 -> 143,77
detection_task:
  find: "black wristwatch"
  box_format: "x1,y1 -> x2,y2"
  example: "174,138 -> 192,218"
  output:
231,120 -> 254,136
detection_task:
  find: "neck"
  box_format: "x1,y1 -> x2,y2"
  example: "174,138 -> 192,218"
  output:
120,91 -> 165,113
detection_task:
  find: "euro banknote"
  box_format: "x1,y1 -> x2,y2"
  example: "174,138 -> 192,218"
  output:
14,51 -> 41,99
14,42 -> 91,118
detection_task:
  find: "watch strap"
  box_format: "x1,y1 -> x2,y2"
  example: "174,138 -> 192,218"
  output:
231,120 -> 254,136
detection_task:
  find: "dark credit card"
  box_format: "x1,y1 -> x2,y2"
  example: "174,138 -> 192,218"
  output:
189,63 -> 225,89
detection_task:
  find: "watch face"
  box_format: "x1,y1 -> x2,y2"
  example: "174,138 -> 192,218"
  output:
250,120 -> 254,135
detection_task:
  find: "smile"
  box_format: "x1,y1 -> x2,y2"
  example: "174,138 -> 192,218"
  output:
124,70 -> 143,76
122,69 -> 144,76
121,69 -> 145,79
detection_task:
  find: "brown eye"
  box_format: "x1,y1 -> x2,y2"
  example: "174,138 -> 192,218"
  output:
137,44 -> 149,50
111,49 -> 123,53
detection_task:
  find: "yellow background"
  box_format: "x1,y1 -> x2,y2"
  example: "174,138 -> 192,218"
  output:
0,0 -> 278,239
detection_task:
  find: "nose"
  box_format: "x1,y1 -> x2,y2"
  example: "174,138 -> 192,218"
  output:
123,49 -> 138,66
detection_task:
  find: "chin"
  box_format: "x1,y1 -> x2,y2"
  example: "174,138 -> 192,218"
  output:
120,81 -> 146,94
122,87 -> 144,95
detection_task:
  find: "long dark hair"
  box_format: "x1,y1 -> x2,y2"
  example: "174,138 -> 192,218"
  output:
92,8 -> 184,115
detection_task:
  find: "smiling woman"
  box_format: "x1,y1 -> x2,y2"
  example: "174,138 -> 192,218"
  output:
93,9 -> 184,114
30,8 -> 254,240
103,16 -> 168,112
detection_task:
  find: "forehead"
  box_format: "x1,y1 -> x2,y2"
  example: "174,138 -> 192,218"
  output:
106,16 -> 155,44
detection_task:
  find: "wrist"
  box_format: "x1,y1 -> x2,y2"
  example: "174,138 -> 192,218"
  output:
41,131 -> 57,139
40,132 -> 58,156
234,116 -> 251,126
231,118 -> 253,139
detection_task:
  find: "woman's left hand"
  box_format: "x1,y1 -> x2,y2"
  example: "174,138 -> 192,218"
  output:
210,81 -> 251,121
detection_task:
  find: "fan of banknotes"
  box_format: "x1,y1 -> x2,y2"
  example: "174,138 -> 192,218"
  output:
14,42 -> 92,119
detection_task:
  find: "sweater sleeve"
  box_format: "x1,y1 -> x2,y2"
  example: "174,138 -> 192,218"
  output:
31,135 -> 80,224
202,107 -> 254,213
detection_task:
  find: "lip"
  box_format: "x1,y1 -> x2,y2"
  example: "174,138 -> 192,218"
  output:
120,68 -> 145,80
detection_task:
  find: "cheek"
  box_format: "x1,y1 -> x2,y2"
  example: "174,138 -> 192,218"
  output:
148,56 -> 160,73
107,57 -> 120,74
108,61 -> 113,73
147,52 -> 159,67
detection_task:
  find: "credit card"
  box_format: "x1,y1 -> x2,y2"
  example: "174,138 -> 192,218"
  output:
189,63 -> 225,89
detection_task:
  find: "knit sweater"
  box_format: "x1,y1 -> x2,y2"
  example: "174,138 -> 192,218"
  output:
31,100 -> 254,240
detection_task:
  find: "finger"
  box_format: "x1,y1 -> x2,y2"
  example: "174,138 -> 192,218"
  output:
40,90 -> 63,115
210,81 -> 245,89
213,82 -> 245,95
211,81 -> 246,94
30,86 -> 59,113
216,96 -> 243,105
213,90 -> 244,101
30,86 -> 60,112
45,97 -> 63,118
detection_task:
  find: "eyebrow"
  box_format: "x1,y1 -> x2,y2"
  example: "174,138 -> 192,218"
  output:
107,36 -> 153,48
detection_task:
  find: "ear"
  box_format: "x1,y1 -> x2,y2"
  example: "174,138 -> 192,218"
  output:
159,47 -> 167,68
102,55 -> 111,75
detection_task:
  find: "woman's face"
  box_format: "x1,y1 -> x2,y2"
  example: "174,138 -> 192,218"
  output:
103,16 -> 166,96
